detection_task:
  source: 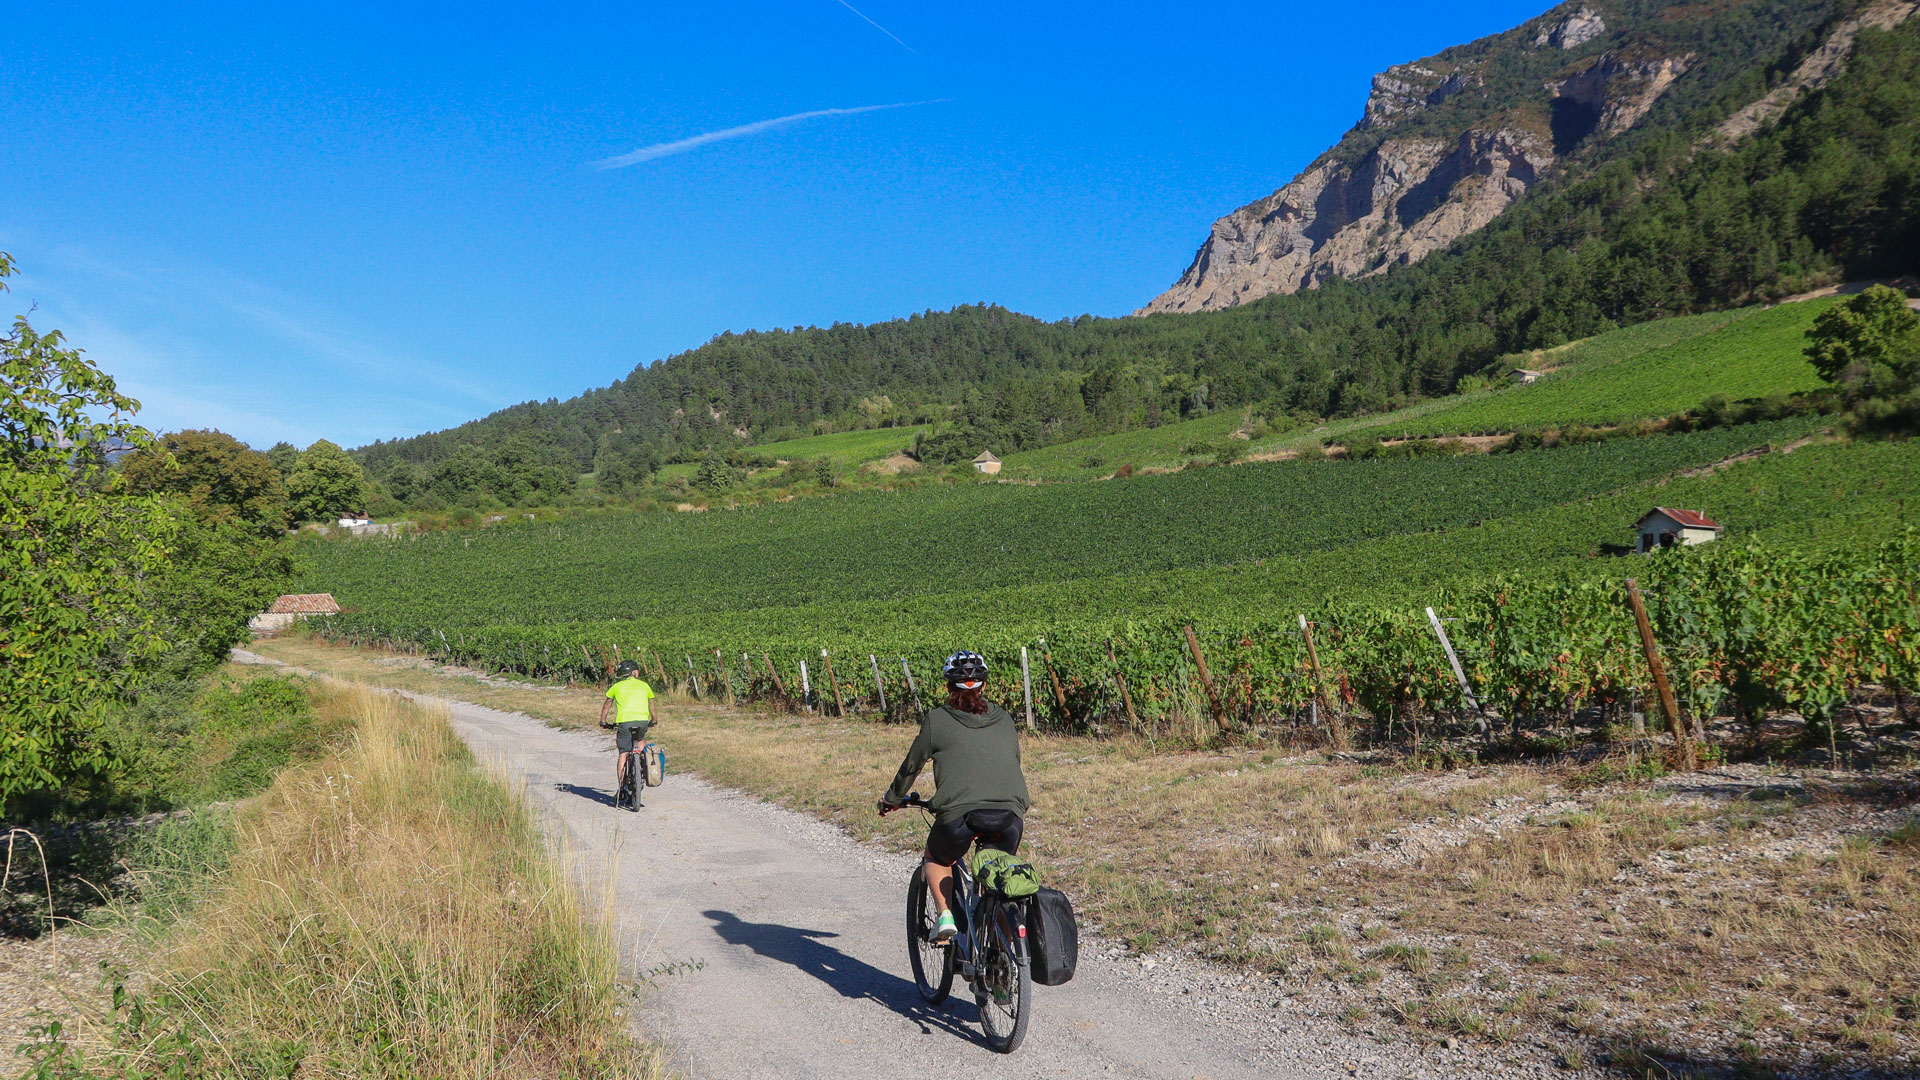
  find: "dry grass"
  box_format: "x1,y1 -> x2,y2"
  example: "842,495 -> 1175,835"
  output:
256,636 -> 1920,1071
45,680 -> 659,1079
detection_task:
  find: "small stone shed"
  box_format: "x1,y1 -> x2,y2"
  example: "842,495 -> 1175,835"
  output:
1636,508 -> 1723,553
250,593 -> 340,633
971,451 -> 1002,475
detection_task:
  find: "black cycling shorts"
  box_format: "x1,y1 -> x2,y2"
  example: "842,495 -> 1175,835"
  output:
614,721 -> 652,752
925,809 -> 1023,867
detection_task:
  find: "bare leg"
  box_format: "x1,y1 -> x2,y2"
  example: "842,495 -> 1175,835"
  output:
615,751 -> 628,790
924,856 -> 956,915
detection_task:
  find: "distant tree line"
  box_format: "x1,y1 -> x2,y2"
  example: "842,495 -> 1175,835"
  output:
122,432 -> 373,530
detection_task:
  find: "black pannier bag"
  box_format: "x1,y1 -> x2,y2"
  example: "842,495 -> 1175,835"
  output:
1026,887 -> 1078,986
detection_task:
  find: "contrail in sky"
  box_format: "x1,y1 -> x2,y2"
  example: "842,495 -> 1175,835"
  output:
592,101 -> 940,169
833,0 -> 917,54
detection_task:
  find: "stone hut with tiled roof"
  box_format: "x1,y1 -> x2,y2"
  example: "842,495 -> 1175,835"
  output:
250,593 -> 341,633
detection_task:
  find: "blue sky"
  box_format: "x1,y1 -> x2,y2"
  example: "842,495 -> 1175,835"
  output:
2,1 -> 1547,449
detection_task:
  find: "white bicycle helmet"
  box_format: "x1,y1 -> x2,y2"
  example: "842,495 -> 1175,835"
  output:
942,650 -> 989,688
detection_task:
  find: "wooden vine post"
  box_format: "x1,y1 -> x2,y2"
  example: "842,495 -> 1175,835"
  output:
1107,639 -> 1140,731
1425,606 -> 1490,745
1625,579 -> 1696,771
763,652 -> 788,703
714,649 -> 734,705
869,654 -> 888,713
1019,647 -> 1034,729
821,649 -> 847,716
1037,637 -> 1070,724
901,657 -> 923,712
1183,624 -> 1230,733
1298,615 -> 1348,749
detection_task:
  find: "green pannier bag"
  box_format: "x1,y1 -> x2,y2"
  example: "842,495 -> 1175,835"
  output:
971,848 -> 1040,900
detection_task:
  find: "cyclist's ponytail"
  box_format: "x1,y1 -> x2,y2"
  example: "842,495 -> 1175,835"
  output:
949,683 -> 988,714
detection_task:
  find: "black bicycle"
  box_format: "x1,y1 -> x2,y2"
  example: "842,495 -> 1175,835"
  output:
599,722 -> 653,811
891,793 -> 1032,1053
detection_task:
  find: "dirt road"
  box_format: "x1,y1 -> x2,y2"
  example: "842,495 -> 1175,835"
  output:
232,652 -> 1366,1079
443,695 -> 1339,1080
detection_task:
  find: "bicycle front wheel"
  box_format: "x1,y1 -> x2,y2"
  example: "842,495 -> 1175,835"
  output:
906,866 -> 954,1004
977,905 -> 1031,1053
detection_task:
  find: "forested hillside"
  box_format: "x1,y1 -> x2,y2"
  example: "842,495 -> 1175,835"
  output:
357,4 -> 1918,509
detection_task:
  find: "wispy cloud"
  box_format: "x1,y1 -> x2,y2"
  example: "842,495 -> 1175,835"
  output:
10,242 -> 501,447
832,0 -> 917,54
592,100 -> 941,170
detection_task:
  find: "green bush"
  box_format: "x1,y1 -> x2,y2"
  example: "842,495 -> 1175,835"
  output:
87,674 -> 345,816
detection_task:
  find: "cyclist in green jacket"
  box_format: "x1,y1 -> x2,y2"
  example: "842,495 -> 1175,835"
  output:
878,651 -> 1030,943
599,661 -> 658,793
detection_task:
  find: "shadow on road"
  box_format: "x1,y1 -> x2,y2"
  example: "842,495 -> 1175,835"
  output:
554,782 -> 619,808
702,909 -> 987,1047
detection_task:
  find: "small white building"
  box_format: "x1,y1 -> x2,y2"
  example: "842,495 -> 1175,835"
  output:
971,451 -> 1002,475
1509,369 -> 1543,385
336,512 -> 372,527
1636,508 -> 1723,553
249,593 -> 341,633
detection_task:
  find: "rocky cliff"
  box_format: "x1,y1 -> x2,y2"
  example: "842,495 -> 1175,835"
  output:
1141,130 -> 1554,313
1140,2 -> 1745,315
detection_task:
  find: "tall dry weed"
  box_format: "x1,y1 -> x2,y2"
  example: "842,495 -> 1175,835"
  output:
139,684 -> 656,1078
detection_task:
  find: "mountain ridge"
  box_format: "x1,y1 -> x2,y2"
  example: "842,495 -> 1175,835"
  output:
1139,0 -> 1904,315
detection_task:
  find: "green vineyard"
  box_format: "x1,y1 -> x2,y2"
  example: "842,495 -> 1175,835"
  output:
998,299 -> 1829,480
302,426 -> 1919,743
311,525 -> 1918,745
1377,298 -> 1834,437
302,419 -> 1816,627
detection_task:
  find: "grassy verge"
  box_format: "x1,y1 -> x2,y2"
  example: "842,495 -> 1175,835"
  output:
19,679 -> 658,1080
255,634 -> 1920,1074
3,668 -> 353,939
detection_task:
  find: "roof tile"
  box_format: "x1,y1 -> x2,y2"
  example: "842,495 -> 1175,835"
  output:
267,593 -> 340,614
1641,507 -> 1723,530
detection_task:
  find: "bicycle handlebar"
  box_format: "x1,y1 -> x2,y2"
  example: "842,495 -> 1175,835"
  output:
879,791 -> 932,815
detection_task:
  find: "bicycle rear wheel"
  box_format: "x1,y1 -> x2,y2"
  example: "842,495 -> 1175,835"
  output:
906,866 -> 954,1004
976,903 -> 1031,1053
619,754 -> 638,810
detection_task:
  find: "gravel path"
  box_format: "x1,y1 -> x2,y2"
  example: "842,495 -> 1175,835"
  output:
234,650 -> 1584,1080
0,931 -> 127,1061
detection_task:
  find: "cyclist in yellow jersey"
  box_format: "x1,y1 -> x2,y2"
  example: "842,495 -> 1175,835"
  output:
599,661 -> 658,794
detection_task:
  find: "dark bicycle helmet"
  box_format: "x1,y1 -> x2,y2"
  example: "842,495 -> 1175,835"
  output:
942,650 -> 989,687
615,660 -> 641,678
